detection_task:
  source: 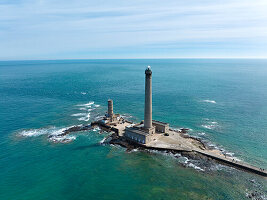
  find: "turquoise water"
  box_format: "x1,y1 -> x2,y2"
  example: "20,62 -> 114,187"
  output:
0,59 -> 266,200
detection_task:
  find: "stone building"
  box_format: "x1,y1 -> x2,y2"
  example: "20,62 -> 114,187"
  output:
124,126 -> 152,144
152,120 -> 169,133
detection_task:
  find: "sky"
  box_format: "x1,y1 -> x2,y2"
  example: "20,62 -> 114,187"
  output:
1,0 -> 267,60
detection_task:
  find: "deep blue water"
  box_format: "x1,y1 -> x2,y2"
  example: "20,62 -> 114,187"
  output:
0,59 -> 266,200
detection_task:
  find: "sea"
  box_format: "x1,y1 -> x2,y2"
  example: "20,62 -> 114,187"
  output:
0,59 -> 266,200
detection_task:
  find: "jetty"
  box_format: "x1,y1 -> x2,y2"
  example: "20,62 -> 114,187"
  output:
195,150 -> 267,177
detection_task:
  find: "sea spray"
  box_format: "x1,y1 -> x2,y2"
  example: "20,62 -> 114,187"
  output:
203,99 -> 216,104
18,126 -> 77,143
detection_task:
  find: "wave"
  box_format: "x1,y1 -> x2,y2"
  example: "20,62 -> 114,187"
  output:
146,149 -> 205,171
71,113 -> 90,121
130,149 -> 139,152
203,99 -> 216,104
19,127 -> 54,137
121,114 -> 133,119
73,101 -> 101,121
71,113 -> 87,117
49,135 -> 76,143
205,141 -> 240,161
76,101 -> 95,107
99,137 -> 106,144
202,125 -> 214,129
94,115 -> 105,120
202,121 -> 218,130
187,163 -> 204,171
78,113 -> 90,121
18,126 -> 76,143
81,92 -> 86,95
93,127 -> 100,132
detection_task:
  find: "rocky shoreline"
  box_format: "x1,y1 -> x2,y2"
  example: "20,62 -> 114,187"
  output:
47,122 -> 233,165
50,122 -> 267,178
101,129 -> 214,163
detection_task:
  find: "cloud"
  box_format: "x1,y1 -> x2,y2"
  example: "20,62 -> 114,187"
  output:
0,0 -> 267,59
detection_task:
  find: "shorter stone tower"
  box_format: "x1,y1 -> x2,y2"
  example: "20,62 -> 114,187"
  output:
108,99 -> 113,118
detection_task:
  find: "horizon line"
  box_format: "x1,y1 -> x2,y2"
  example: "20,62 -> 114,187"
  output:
1,57 -> 267,62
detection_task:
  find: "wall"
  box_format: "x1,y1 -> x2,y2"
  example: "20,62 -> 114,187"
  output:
152,122 -> 169,133
125,129 -> 147,144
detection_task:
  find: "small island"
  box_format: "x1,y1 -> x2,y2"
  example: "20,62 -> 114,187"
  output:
64,66 -> 267,178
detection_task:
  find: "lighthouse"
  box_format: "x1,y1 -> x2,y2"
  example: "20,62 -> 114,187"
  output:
144,66 -> 153,130
124,65 -> 169,144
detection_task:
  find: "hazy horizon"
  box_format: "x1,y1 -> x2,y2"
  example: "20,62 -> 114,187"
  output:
1,57 -> 267,62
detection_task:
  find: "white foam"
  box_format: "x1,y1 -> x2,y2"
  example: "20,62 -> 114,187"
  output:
121,114 -> 133,119
93,127 -> 100,132
207,142 -> 239,160
81,92 -> 86,95
19,128 -> 53,137
225,152 -> 234,157
174,153 -> 182,157
99,138 -> 106,144
46,126 -> 77,143
94,115 -> 105,120
198,132 -> 206,136
203,99 -> 216,104
71,113 -> 87,117
79,108 -> 87,111
49,135 -> 76,143
202,125 -> 213,129
126,124 -> 135,128
84,101 -> 94,106
18,126 -> 77,143
94,104 -> 100,108
19,126 -> 71,137
49,127 -> 70,136
201,121 -> 218,130
76,101 -> 94,107
188,163 -> 204,171
145,149 -> 206,172
78,113 -> 90,121
99,137 -> 106,144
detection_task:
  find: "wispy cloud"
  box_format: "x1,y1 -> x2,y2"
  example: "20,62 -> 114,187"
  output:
0,0 -> 267,59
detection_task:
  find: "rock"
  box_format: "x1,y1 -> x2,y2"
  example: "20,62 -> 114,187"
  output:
180,128 -> 189,133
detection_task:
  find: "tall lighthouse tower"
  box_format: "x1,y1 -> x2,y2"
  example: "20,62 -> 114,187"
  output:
124,65 -> 169,144
144,66 -> 153,130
